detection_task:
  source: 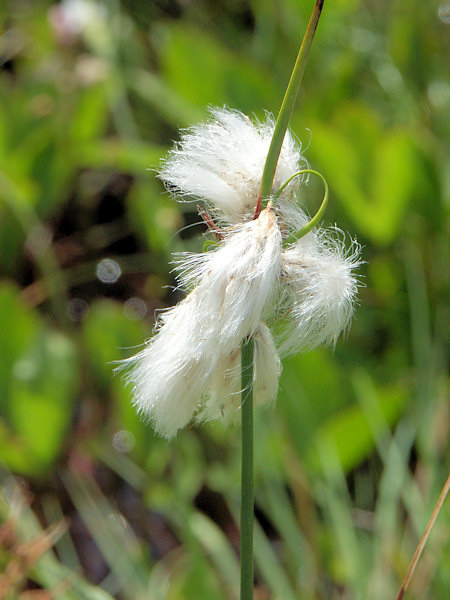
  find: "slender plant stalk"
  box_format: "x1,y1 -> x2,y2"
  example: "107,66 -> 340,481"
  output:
239,3 -> 325,598
259,0 -> 324,203
396,474 -> 450,600
240,337 -> 254,600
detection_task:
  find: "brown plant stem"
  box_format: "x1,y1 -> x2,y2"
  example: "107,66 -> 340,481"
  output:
396,474 -> 450,600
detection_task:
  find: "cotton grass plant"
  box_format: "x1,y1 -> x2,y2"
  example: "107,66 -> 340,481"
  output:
118,1 -> 361,596
0,1 -> 446,598
119,2 -> 362,439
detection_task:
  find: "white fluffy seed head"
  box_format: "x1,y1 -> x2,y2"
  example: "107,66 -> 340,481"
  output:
118,206 -> 282,438
276,230 -> 361,355
159,107 -> 306,224
120,105 -> 363,438
174,204 -> 282,351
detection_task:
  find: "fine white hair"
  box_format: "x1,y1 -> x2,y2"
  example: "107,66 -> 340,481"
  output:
159,107 -> 306,224
119,107 -> 362,437
276,230 -> 361,355
118,206 -> 282,437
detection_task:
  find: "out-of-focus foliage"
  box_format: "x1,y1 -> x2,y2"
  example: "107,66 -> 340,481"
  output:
0,1 -> 448,598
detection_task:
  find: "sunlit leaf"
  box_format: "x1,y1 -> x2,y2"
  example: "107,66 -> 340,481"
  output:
0,281 -> 40,406
309,104 -> 420,245
159,24 -> 279,112
8,329 -> 79,474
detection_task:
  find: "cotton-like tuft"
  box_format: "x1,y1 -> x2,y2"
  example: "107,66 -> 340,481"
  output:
121,106 -> 362,438
118,205 -> 282,437
276,232 -> 361,355
159,107 -> 306,224
174,204 -> 281,349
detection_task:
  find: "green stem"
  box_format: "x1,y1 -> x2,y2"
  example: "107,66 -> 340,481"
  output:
259,0 -> 324,202
240,336 -> 254,600
239,4 -> 325,597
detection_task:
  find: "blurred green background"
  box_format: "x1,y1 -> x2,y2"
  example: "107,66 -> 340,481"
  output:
0,1 -> 448,598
